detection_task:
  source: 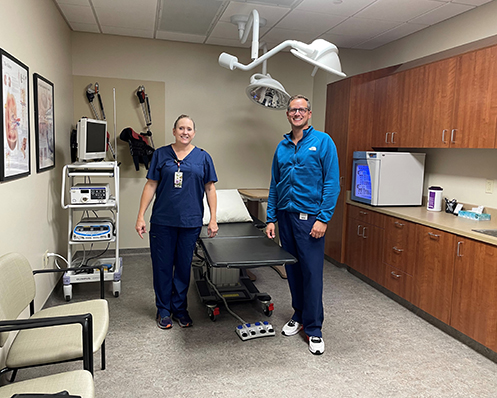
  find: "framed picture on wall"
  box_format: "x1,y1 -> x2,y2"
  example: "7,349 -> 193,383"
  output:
34,73 -> 55,172
0,49 -> 30,181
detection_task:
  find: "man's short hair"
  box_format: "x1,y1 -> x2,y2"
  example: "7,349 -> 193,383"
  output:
287,95 -> 311,111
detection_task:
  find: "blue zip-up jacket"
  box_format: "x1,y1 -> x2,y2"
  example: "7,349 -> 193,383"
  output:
267,126 -> 340,224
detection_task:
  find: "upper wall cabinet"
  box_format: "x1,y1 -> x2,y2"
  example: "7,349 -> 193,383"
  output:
451,46 -> 497,148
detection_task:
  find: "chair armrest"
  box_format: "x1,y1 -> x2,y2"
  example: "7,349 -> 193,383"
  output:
0,313 -> 94,375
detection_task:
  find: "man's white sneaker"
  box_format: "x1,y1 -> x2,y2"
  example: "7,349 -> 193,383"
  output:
308,336 -> 325,355
281,319 -> 303,336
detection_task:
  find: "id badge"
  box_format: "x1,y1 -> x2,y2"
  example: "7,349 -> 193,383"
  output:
299,213 -> 308,220
174,171 -> 183,188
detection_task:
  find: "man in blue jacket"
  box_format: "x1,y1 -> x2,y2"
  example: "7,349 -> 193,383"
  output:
266,94 -> 340,355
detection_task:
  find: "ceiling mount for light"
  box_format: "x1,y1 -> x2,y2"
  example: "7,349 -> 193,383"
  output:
218,9 -> 345,110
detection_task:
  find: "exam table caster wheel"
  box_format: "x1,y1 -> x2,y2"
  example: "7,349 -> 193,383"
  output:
112,280 -> 121,298
207,304 -> 220,321
262,302 -> 274,317
63,284 -> 72,302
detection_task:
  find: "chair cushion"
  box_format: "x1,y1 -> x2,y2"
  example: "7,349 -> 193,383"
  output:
6,300 -> 109,368
0,369 -> 94,398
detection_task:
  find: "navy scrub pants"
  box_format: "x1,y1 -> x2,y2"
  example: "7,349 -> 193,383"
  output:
277,210 -> 325,338
149,223 -> 201,318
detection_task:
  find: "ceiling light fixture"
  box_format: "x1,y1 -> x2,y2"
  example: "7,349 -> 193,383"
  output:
218,9 -> 346,110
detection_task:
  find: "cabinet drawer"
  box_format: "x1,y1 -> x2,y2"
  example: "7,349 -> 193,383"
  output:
384,216 -> 414,275
383,263 -> 413,302
348,205 -> 383,227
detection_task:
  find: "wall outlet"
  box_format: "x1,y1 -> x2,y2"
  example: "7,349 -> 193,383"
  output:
485,179 -> 493,194
42,250 -> 49,268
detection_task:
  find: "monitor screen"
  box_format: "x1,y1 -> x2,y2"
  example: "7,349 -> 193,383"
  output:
86,121 -> 107,153
354,164 -> 372,200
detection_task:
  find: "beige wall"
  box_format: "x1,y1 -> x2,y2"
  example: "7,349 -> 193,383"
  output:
0,0 -> 73,364
71,33 -> 316,248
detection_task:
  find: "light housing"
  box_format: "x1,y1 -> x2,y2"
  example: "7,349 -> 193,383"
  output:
245,73 -> 290,110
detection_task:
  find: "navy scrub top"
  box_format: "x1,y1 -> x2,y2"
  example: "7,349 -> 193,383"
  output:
146,145 -> 217,228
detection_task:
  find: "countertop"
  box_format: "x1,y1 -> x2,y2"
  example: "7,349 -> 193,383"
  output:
346,193 -> 497,246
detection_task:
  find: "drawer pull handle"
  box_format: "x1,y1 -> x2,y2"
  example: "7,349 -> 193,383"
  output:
391,271 -> 401,279
357,225 -> 362,236
394,221 -> 404,228
428,232 -> 440,239
442,129 -> 447,144
359,211 -> 368,216
362,227 -> 368,239
457,241 -> 463,257
393,246 -> 404,253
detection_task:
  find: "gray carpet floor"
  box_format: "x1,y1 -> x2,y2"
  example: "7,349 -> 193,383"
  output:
12,251 -> 497,397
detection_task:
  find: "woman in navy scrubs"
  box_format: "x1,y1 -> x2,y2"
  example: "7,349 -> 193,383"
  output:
135,114 -> 218,329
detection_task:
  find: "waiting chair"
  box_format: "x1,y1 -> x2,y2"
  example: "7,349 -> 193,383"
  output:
0,252 -> 109,381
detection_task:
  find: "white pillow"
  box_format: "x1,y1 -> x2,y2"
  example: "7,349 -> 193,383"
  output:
203,189 -> 253,225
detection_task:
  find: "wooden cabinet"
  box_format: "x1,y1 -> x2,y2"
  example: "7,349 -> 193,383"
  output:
345,205 -> 384,284
451,237 -> 497,351
420,57 -> 458,148
452,46 -> 497,148
413,225 -> 456,324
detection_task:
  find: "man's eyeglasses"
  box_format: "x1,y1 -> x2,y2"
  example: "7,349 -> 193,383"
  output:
288,108 -> 309,115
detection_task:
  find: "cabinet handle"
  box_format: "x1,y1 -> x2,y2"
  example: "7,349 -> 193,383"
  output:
428,232 -> 440,240
451,129 -> 457,144
390,271 -> 401,279
385,132 -> 390,144
456,241 -> 463,257
357,225 -> 363,236
340,176 -> 344,187
392,246 -> 404,253
394,221 -> 404,228
359,210 -> 368,216
391,132 -> 396,144
363,227 -> 368,239
442,129 -> 447,144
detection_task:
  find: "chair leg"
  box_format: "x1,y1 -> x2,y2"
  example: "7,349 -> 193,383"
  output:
101,340 -> 106,370
9,369 -> 18,383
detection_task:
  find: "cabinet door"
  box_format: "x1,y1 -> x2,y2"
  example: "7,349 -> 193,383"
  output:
451,237 -> 497,351
371,74 -> 404,148
363,223 -> 384,285
324,79 -> 350,263
420,58 -> 458,148
383,216 -> 415,275
346,216 -> 366,274
401,66 -> 425,147
413,225 -> 456,324
452,46 -> 497,148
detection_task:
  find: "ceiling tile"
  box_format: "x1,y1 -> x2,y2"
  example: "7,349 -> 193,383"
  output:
319,32 -> 371,49
68,22 -> 100,33
55,0 -> 90,5
452,0 -> 493,5
95,7 -> 156,30
355,0 -> 443,22
101,26 -> 154,39
410,2 -> 474,25
355,22 -> 428,49
261,26 -> 318,43
57,3 -> 96,24
295,0 -> 378,16
328,17 -> 400,38
219,2 -> 290,26
275,9 -> 347,32
156,31 -> 206,44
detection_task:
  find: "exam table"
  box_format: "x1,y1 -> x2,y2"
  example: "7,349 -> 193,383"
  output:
193,190 -> 297,321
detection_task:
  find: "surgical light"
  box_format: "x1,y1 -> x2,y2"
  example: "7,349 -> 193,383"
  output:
218,9 -> 346,110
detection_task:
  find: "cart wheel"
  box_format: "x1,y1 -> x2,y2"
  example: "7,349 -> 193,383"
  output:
263,302 -> 274,317
65,295 -> 71,302
112,280 -> 121,298
207,306 -> 220,322
114,291 -> 120,298
63,284 -> 72,302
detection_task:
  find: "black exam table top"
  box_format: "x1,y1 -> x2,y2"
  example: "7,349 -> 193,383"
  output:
198,222 -> 296,268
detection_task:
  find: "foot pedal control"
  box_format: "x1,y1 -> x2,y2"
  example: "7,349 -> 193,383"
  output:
236,321 -> 275,341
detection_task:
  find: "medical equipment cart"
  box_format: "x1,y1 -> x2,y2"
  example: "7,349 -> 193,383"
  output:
61,161 -> 122,300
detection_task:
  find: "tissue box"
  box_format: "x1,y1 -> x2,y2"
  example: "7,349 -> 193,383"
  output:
458,211 -> 491,221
